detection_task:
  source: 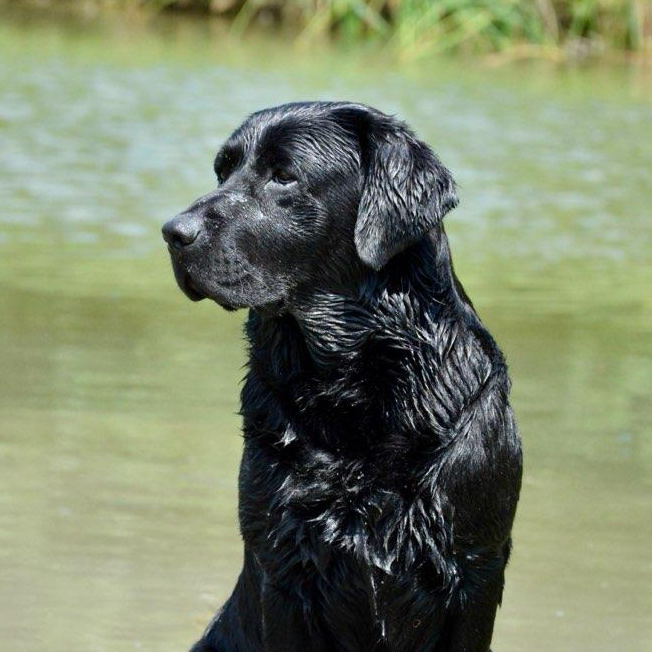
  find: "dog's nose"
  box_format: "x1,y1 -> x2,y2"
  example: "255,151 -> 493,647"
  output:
162,214 -> 201,249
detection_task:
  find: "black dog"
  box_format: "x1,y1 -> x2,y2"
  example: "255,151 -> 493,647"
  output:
162,102 -> 522,652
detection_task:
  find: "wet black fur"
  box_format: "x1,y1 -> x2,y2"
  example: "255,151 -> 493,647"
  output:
163,102 -> 522,652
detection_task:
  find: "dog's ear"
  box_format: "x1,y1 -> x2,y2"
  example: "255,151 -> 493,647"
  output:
333,104 -> 458,271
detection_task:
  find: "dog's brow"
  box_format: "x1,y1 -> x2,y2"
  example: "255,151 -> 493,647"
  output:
254,122 -> 352,173
216,142 -> 243,163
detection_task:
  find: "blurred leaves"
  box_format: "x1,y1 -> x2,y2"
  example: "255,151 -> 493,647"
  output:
4,0 -> 652,58
150,0 -> 652,58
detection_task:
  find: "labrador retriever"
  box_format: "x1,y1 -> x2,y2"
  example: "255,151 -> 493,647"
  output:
162,101 -> 522,652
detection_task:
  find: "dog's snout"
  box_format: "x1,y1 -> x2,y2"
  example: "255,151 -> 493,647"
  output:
162,213 -> 202,249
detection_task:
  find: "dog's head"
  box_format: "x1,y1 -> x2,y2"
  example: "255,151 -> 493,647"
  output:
162,102 -> 457,312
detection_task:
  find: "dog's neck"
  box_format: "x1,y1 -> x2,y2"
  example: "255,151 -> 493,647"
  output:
249,230 -> 462,354
292,232 -> 464,357
242,229 -> 501,449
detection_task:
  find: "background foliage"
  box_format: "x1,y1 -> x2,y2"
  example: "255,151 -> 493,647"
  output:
6,0 -> 652,59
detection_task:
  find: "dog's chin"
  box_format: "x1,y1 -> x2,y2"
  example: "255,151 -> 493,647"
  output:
214,298 -> 241,312
213,294 -> 285,316
211,286 -> 286,316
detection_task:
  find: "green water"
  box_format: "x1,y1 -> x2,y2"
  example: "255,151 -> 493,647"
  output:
1,8 -> 651,652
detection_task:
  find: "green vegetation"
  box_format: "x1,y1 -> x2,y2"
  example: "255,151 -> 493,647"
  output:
7,0 -> 652,60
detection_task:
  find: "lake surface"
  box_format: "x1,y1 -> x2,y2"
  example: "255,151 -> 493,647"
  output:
0,8 -> 651,652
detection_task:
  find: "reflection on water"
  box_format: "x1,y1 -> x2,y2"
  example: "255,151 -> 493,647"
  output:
0,9 -> 651,652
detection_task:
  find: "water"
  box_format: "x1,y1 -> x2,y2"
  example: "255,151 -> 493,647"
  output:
1,8 -> 651,652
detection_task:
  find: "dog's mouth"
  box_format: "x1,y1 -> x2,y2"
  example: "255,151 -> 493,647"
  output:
167,251 -> 276,312
176,268 -> 242,309
167,246 -> 205,302
180,274 -> 205,302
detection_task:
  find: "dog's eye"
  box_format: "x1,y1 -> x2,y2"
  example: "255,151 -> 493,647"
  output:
271,169 -> 296,185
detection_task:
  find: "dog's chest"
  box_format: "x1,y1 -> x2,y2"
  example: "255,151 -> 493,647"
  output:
248,434 -> 454,562
241,435 -> 456,649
